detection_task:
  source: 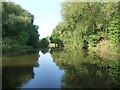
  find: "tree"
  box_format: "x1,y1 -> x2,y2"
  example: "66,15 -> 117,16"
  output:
51,1 -> 119,50
2,2 -> 40,52
39,38 -> 49,48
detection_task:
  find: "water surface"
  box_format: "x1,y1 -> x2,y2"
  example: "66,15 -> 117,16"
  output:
21,52 -> 64,88
2,51 -> 64,88
2,49 -> 120,88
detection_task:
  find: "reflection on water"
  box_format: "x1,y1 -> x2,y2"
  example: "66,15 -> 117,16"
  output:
51,48 -> 120,88
21,51 -> 64,88
2,52 -> 39,88
2,48 -> 120,88
2,50 -> 64,88
40,47 -> 49,54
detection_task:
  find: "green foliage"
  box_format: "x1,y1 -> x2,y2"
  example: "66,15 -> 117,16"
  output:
51,2 -> 119,51
39,38 -> 49,48
50,36 -> 64,48
108,15 -> 120,44
2,2 -> 40,53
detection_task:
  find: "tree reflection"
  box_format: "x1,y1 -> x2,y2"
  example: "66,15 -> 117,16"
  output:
51,48 -> 120,88
40,47 -> 49,54
2,52 -> 39,88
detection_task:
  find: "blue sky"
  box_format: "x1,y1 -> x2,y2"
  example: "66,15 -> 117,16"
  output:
12,0 -> 63,39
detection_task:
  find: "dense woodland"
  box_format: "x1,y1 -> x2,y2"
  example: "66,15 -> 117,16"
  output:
2,2 -> 49,53
2,2 -> 120,54
51,1 -> 120,54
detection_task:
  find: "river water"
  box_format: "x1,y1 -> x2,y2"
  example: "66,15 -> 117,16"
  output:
2,49 -> 120,88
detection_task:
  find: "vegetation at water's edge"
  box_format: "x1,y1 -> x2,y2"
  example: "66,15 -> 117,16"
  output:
50,1 -> 120,55
50,2 -> 120,88
2,2 -> 41,53
2,1 -> 120,56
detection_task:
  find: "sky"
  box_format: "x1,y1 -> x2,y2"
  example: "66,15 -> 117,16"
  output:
11,0 -> 63,39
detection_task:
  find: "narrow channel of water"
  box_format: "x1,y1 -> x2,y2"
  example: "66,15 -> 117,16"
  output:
2,51 -> 64,88
21,51 -> 64,88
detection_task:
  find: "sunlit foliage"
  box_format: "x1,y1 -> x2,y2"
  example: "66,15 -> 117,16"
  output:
51,1 -> 119,51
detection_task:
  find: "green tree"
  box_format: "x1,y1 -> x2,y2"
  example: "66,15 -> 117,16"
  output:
51,1 -> 119,51
2,2 -> 40,53
39,38 -> 49,48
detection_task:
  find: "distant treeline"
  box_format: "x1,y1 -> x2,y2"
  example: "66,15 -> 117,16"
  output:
50,1 -> 120,53
2,2 -> 40,53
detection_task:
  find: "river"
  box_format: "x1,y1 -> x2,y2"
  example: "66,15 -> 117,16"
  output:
2,48 -> 120,88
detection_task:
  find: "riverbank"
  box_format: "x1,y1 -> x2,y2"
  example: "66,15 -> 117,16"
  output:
2,48 -> 39,57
